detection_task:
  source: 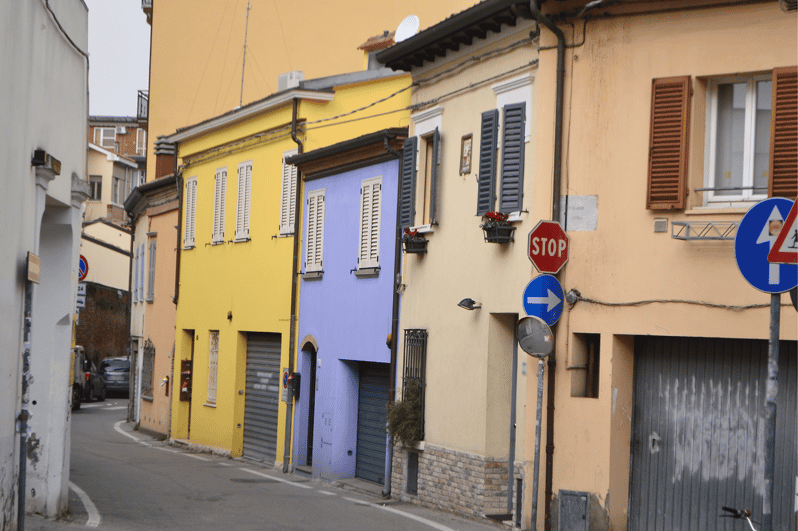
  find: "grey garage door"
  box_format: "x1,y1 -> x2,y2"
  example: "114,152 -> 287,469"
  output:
355,362 -> 390,484
243,333 -> 281,466
629,336 -> 796,531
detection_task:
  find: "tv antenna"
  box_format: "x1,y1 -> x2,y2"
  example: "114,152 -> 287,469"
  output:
239,1 -> 251,107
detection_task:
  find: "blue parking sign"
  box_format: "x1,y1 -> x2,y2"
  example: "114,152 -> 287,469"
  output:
734,198 -> 798,294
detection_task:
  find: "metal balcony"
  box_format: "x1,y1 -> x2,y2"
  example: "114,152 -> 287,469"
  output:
137,90 -> 148,122
671,221 -> 739,240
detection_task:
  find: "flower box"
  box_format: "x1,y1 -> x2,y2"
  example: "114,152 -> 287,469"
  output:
403,238 -> 428,254
482,224 -> 515,243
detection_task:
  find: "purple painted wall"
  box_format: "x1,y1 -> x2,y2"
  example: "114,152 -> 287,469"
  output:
293,159 -> 398,481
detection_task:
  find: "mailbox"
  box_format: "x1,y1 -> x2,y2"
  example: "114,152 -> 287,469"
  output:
179,359 -> 192,402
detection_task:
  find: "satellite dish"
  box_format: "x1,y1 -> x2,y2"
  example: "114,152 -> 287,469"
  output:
516,316 -> 554,358
395,15 -> 419,43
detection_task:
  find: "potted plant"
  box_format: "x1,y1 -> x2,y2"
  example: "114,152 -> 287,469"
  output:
386,379 -> 423,448
402,227 -> 428,254
481,211 -> 515,243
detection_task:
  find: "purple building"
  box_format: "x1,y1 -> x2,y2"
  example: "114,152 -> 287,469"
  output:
288,129 -> 407,485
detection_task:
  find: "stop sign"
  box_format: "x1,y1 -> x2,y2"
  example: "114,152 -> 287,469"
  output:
528,221 -> 569,274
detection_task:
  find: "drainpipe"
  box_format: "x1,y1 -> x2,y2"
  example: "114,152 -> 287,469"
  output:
283,98 -> 303,473
383,134 -> 402,497
528,3 -> 564,530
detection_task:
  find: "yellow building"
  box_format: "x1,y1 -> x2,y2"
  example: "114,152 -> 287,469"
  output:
166,68 -> 411,468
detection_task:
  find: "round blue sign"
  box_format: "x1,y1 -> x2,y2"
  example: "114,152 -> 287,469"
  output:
78,255 -> 88,281
522,274 -> 564,326
735,198 -> 798,294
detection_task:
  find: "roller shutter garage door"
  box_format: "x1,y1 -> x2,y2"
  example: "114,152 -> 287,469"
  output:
629,336 -> 797,531
356,362 -> 390,484
243,333 -> 281,466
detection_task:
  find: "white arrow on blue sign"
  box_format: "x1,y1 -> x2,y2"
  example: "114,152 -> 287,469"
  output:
735,197 -> 798,294
523,274 -> 564,326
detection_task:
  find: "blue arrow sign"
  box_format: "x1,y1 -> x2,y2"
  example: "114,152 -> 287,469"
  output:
523,275 -> 564,326
735,198 -> 798,294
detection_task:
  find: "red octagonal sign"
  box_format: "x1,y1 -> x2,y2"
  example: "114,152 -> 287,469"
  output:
528,221 -> 569,274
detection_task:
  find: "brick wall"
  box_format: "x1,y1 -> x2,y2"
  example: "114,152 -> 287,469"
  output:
74,281 -> 130,365
390,442 -> 522,519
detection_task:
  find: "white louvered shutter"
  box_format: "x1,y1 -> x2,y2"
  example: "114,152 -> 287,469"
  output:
184,178 -> 197,248
305,189 -> 325,272
213,168 -> 226,243
359,177 -> 381,269
280,149 -> 298,235
236,162 -> 251,241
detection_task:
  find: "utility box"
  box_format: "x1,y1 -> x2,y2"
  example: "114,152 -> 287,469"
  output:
559,490 -> 589,531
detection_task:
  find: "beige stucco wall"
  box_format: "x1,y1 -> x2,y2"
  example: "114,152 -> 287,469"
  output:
529,3 -> 797,530
80,224 -> 131,291
398,18 -> 539,469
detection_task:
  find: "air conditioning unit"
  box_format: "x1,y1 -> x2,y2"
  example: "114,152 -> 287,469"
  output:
116,126 -> 127,135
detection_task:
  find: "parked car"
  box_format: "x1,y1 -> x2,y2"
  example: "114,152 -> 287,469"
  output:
72,347 -> 106,410
99,357 -> 130,397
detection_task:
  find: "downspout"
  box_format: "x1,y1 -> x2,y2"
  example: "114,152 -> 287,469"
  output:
528,3 -> 564,530
383,135 -> 402,497
283,98 -> 303,473
173,146 -> 182,306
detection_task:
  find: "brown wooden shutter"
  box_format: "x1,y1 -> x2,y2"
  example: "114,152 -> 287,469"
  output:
647,76 -> 691,210
769,66 -> 797,200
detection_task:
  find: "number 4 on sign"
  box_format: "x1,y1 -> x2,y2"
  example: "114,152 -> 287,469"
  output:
768,201 -> 798,265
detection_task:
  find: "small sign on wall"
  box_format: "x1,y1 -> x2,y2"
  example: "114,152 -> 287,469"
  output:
560,195 -> 598,232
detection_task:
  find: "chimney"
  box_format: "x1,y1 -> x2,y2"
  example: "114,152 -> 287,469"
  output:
278,70 -> 304,92
154,136 -> 175,179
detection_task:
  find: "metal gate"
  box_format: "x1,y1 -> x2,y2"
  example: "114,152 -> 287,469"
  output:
629,336 -> 797,531
355,362 -> 390,484
243,333 -> 281,466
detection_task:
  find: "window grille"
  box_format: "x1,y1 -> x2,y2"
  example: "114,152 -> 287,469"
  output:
402,329 -> 427,441
141,339 -> 155,399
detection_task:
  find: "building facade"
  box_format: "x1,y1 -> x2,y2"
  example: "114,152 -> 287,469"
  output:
287,128 -> 408,485
0,0 -> 90,524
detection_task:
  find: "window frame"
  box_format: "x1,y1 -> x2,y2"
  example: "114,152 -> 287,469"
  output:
406,106 -> 443,231
94,127 -> 116,149
88,175 -> 102,201
136,128 -> 147,156
704,73 -> 773,207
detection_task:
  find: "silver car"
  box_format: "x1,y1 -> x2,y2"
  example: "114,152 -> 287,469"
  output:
99,357 -> 130,396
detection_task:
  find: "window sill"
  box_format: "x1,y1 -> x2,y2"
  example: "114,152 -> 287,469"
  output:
203,402 -> 217,408
302,270 -> 323,280
409,224 -> 435,234
146,298 -> 154,304
183,245 -> 195,250
685,207 -> 749,216
233,237 -> 251,243
354,267 -> 380,278
506,211 -> 526,223
211,240 -> 225,246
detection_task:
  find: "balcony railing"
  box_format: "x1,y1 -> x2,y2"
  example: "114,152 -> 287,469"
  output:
137,90 -> 149,122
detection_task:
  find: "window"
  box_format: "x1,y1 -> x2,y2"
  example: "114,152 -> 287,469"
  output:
705,75 -> 772,204
88,175 -> 102,200
184,177 -> 197,249
113,175 -> 122,204
141,339 -> 155,399
146,235 -> 156,301
235,162 -> 252,241
136,128 -> 147,156
94,127 -> 116,150
279,149 -> 298,235
207,331 -> 219,405
358,176 -> 381,271
305,188 -> 325,274
135,169 -> 146,188
476,102 -> 527,215
402,329 -> 427,441
400,107 -> 442,230
213,168 -> 226,244
570,333 -> 600,398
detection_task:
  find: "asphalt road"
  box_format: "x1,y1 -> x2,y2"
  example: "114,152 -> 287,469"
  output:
27,399 -> 503,531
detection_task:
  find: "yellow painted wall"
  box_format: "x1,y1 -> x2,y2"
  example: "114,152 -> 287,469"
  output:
145,0 -> 474,180
529,3 -> 797,530
172,74 -> 411,461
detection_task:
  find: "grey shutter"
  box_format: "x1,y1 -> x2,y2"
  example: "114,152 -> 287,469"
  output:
147,238 -> 156,300
429,128 -> 440,225
399,137 -> 417,229
477,109 -> 499,215
499,102 -> 525,213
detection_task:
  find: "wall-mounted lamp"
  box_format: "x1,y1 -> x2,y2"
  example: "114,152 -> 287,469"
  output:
457,298 -> 481,311
227,311 -> 233,320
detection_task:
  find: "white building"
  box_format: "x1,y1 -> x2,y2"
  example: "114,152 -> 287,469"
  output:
0,0 -> 89,525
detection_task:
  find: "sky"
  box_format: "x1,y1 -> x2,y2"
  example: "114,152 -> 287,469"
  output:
85,0 -> 151,117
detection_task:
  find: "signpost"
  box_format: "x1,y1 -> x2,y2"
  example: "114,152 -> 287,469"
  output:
523,275 -> 564,326
528,221 -> 569,274
78,255 -> 89,282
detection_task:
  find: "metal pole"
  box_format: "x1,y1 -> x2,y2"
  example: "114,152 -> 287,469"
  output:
762,292 -> 780,531
507,329 -> 519,519
239,1 -> 251,108
530,358 -> 545,531
18,278 -> 33,531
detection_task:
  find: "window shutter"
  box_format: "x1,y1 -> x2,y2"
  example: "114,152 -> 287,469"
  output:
133,248 -> 139,301
429,128 -> 440,225
236,163 -> 251,240
280,151 -> 298,235
139,244 -> 145,300
647,76 -> 691,210
213,169 -> 226,243
185,178 -> 196,248
477,109 -> 499,215
400,137 -> 417,229
147,238 -> 156,300
359,178 -> 381,269
769,66 -> 797,199
306,190 -> 325,272
499,103 -> 526,213
370,181 -> 381,266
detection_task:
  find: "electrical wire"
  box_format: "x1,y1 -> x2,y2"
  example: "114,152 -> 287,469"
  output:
572,292 -> 785,311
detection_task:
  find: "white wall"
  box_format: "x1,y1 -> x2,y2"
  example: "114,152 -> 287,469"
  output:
0,0 -> 89,522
